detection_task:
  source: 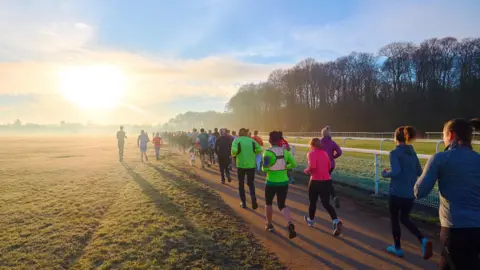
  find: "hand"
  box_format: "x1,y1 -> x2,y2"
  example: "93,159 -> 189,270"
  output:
304,168 -> 310,175
381,169 -> 388,178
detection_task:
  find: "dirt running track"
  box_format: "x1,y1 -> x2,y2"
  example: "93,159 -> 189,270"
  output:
168,151 -> 441,270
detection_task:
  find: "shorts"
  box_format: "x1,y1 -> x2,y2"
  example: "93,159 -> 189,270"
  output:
265,185 -> 289,210
140,145 -> 147,153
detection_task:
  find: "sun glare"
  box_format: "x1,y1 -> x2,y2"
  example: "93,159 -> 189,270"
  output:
58,65 -> 126,109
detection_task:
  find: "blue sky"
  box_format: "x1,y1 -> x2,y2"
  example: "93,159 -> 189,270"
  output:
0,0 -> 479,124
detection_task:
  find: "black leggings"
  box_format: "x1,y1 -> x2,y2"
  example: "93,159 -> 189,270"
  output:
329,168 -> 336,198
439,227 -> 480,270
308,180 -> 337,221
265,185 -> 288,210
238,168 -> 256,204
389,196 -> 423,248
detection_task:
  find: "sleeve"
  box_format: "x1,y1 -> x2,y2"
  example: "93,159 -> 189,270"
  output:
414,154 -> 441,199
333,142 -> 342,159
384,152 -> 401,178
285,150 -> 297,170
308,152 -> 316,169
415,156 -> 423,177
254,141 -> 263,155
231,139 -> 238,157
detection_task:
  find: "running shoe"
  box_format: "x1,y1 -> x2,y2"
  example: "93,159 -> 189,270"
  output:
240,202 -> 247,209
221,180 -> 225,184
252,199 -> 258,210
288,222 -> 297,239
333,219 -> 343,237
334,197 -> 340,209
421,238 -> 433,260
386,245 -> 404,257
304,216 -> 314,227
289,178 -> 295,184
227,177 -> 232,183
265,224 -> 275,232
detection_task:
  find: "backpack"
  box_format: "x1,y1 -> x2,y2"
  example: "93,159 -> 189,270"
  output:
266,147 -> 287,171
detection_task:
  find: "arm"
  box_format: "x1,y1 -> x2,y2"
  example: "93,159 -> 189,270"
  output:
285,150 -> 297,170
415,156 -> 422,177
414,154 -> 441,199
304,152 -> 315,174
137,136 -> 140,147
383,152 -> 401,178
214,139 -> 220,154
333,142 -> 342,159
254,141 -> 263,155
231,139 -> 238,157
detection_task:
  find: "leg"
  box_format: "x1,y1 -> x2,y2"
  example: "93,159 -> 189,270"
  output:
246,169 -> 257,209
308,181 -> 320,220
389,196 -> 402,248
439,227 -> 480,270
399,198 -> 424,242
277,186 -> 291,223
319,181 -> 338,220
155,147 -> 160,160
264,186 -> 275,226
237,168 -> 246,206
219,159 -> 226,182
256,154 -> 262,173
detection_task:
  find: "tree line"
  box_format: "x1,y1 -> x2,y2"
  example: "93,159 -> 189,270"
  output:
164,37 -> 480,133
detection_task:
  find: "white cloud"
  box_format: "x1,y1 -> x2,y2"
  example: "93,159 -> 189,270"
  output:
291,0 -> 480,56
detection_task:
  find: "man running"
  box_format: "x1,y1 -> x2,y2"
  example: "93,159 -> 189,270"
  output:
232,128 -> 263,209
208,130 -> 216,165
197,128 -> 210,169
215,128 -> 232,184
252,130 -> 264,174
262,131 -> 297,239
137,130 -> 150,163
152,132 -> 163,160
213,128 -> 220,138
116,126 -> 127,161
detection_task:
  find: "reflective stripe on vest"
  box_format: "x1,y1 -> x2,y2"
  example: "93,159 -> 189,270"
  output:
268,147 -> 286,171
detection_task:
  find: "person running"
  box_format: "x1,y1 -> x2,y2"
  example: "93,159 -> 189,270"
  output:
226,129 -> 235,170
137,130 -> 150,163
415,118 -> 480,269
208,130 -> 216,165
320,126 -> 343,208
381,126 -> 432,259
304,138 -> 343,236
197,128 -> 210,169
252,130 -> 264,174
213,128 -> 220,139
152,132 -> 163,160
232,128 -> 263,209
215,128 -> 232,184
116,126 -> 127,161
262,131 -> 297,239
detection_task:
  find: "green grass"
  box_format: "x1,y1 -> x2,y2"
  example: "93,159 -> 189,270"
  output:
0,137 -> 283,270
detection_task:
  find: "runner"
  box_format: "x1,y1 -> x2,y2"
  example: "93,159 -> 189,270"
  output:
382,126 -> 432,259
320,126 -> 343,208
116,126 -> 127,161
137,130 -> 150,163
262,131 -> 297,239
415,118 -> 480,269
226,129 -> 235,170
215,128 -> 232,184
213,128 -> 220,138
197,128 -> 210,169
252,130 -> 264,174
152,132 -> 163,161
304,138 -> 343,236
208,130 -> 216,165
232,128 -> 262,209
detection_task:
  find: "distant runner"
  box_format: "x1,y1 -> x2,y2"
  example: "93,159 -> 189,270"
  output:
116,126 -> 127,161
262,131 -> 297,239
320,126 -> 343,208
208,130 -> 216,165
198,128 -> 210,169
215,128 -> 232,184
252,130 -> 264,174
232,128 -> 263,209
152,132 -> 163,161
137,130 -> 150,163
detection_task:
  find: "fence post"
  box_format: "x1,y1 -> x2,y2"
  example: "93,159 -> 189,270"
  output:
374,154 -> 379,196
379,139 -> 392,165
435,140 -> 443,153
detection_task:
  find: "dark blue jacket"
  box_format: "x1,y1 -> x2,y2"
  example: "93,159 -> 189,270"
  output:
415,143 -> 480,228
384,145 -> 422,199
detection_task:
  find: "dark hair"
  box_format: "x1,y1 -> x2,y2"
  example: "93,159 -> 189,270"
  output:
254,130 -> 258,135
309,138 -> 322,149
269,131 -> 282,144
200,128 -> 205,133
239,128 -> 248,136
444,118 -> 480,145
394,126 -> 417,143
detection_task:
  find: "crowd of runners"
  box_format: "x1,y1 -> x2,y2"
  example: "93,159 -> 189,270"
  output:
116,118 -> 480,270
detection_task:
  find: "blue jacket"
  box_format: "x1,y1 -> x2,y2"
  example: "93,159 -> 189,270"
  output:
414,143 -> 480,228
384,145 -> 422,199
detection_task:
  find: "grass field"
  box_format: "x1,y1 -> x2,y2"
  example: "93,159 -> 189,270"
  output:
0,137 -> 282,269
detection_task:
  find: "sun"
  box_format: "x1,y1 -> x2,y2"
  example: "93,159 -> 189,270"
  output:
58,65 -> 126,109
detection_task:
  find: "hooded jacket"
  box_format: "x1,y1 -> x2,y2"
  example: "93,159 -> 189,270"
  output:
384,144 -> 422,198
320,136 -> 342,169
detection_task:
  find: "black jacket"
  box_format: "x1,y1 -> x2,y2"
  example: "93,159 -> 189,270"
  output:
215,135 -> 232,158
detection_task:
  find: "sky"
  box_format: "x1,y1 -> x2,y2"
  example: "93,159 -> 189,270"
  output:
0,0 -> 479,125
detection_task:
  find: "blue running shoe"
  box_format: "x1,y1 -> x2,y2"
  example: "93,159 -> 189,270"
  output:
421,238 -> 433,260
387,245 -> 404,257
333,219 -> 343,236
304,216 -> 314,227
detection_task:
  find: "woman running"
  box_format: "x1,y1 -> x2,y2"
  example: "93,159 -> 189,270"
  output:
262,131 -> 297,239
320,126 -> 342,208
152,132 -> 163,160
415,118 -> 480,269
382,126 -> 432,259
304,138 -> 343,236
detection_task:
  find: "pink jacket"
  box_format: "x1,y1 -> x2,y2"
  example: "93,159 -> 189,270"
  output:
304,149 -> 331,181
